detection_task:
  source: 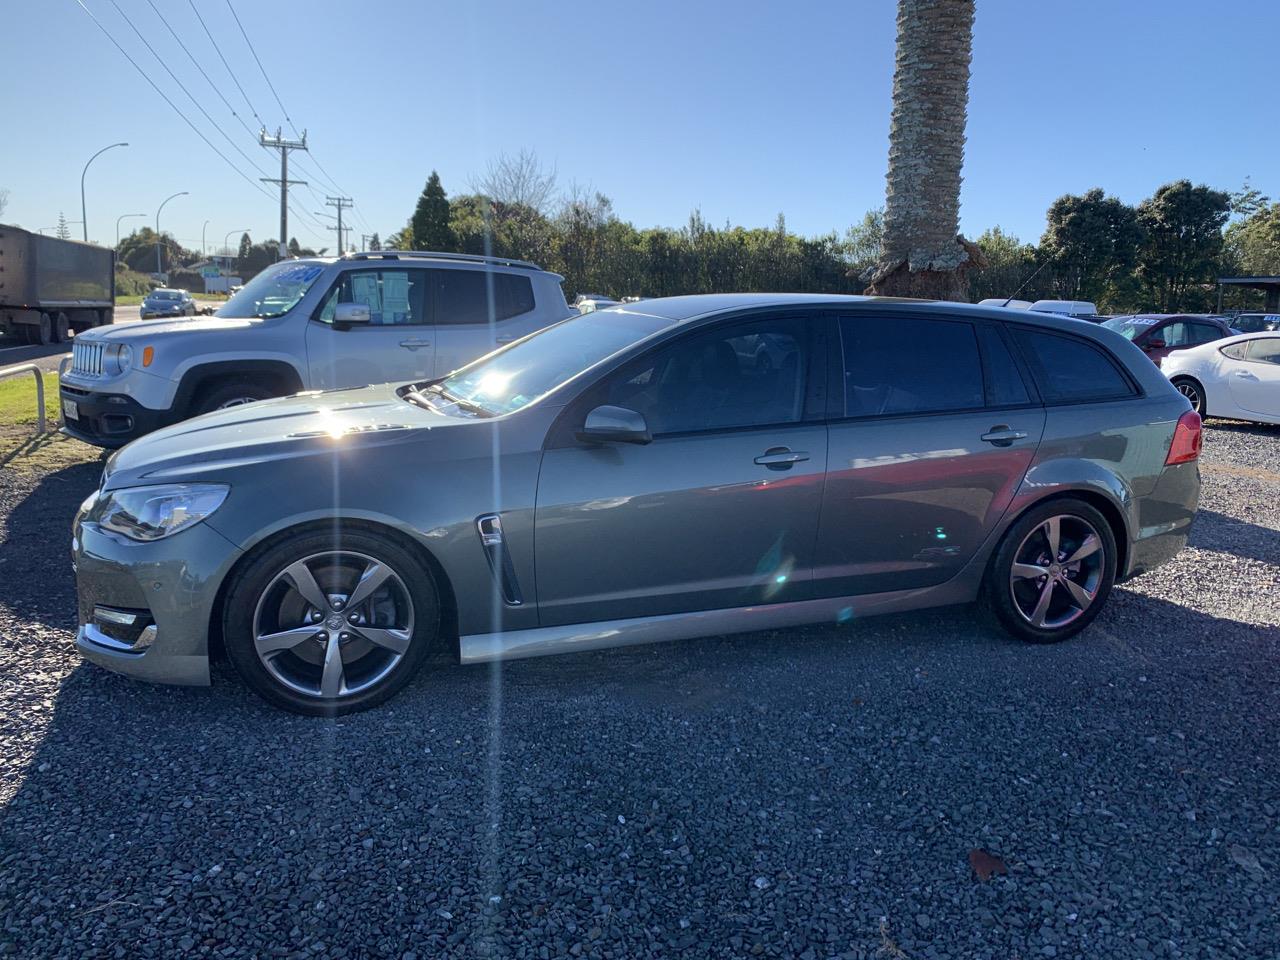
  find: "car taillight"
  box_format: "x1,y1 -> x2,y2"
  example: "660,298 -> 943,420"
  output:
1165,410 -> 1202,465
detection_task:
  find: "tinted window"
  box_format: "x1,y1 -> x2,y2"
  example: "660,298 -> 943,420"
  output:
433,270 -> 536,325
316,269 -> 424,326
601,318 -> 808,434
840,316 -> 983,416
1186,322 -> 1222,346
1011,328 -> 1134,403
977,326 -> 1031,407
1247,338 -> 1280,364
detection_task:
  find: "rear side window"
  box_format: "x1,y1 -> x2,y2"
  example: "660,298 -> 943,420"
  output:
840,316 -> 984,416
1011,328 -> 1135,403
977,326 -> 1031,407
433,270 -> 535,325
1221,341 -> 1249,360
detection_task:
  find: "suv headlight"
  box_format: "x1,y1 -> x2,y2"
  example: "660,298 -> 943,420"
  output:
94,483 -> 229,542
103,343 -> 132,376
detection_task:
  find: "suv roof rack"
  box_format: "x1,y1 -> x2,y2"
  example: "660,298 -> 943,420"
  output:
343,250 -> 542,271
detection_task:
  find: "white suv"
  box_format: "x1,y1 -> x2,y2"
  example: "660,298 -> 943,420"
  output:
60,252 -> 571,447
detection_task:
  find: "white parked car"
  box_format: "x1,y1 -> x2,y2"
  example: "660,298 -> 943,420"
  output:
61,252 -> 571,447
1161,332 -> 1280,425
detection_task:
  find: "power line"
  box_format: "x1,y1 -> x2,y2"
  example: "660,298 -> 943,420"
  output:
225,0 -> 299,138
141,0 -> 256,141
186,0 -> 265,129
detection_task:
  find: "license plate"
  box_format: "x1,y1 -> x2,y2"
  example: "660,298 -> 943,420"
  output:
63,399 -> 79,421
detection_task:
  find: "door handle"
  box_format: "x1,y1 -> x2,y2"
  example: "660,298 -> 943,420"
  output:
754,448 -> 809,469
980,426 -> 1028,446
1235,370 -> 1258,380
399,339 -> 431,350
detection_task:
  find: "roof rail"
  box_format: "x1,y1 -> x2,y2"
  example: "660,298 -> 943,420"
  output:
342,250 -> 542,271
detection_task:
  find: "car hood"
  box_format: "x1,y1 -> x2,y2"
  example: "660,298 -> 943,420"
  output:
101,384 -> 471,490
80,316 -> 254,342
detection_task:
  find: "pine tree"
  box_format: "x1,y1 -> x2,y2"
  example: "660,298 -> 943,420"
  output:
368,232 -> 381,251
288,237 -> 302,258
410,171 -> 454,251
56,212 -> 71,240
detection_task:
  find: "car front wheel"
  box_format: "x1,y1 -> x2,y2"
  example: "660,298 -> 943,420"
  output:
223,530 -> 441,715
985,498 -> 1116,644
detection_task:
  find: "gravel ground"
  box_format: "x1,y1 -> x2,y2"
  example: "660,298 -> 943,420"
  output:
0,422 -> 1277,959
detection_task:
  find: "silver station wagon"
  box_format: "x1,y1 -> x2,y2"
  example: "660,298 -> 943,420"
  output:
72,294 -> 1202,714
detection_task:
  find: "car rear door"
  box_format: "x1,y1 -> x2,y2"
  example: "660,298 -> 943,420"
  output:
533,313 -> 828,626
428,268 -> 548,378
304,267 -> 434,389
811,313 -> 1045,597
1228,337 -> 1280,418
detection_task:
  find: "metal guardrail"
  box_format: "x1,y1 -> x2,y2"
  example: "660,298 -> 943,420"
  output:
0,362 -> 48,435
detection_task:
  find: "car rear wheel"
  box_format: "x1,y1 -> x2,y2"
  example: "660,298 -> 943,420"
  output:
984,498 -> 1116,644
1171,376 -> 1206,416
194,379 -> 277,414
223,530 -> 441,715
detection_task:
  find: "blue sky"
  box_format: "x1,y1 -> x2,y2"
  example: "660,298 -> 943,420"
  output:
7,0 -> 1278,253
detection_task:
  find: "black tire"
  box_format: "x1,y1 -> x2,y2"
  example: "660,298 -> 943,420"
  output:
194,379 -> 277,414
1171,376 -> 1206,416
223,528 -> 441,715
52,312 -> 70,343
34,313 -> 53,346
984,497 -> 1117,644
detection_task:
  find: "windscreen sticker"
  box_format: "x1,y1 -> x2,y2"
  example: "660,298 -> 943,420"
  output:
1130,317 -> 1159,325
275,265 -> 323,283
1266,315 -> 1280,324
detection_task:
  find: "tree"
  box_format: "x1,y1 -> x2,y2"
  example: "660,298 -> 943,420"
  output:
1225,202 -> 1280,276
368,232 -> 381,251
968,226 -> 1041,303
56,212 -> 71,240
867,0 -> 979,300
844,208 -> 884,281
410,171 -> 454,251
0,188 -> 8,220
473,150 -> 557,214
1040,188 -> 1141,309
1229,179 -> 1268,220
117,226 -> 194,273
287,237 -> 302,258
1135,180 -> 1230,312
237,232 -> 252,264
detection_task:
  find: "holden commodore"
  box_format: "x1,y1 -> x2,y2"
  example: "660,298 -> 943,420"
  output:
72,294 -> 1202,714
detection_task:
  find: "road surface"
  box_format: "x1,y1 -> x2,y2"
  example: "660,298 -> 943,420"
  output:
0,305 -> 148,373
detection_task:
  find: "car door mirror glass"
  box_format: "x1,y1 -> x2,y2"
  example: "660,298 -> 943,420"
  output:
577,405 -> 652,445
334,302 -> 371,327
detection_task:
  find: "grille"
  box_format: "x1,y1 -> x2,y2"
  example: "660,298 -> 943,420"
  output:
72,341 -> 104,377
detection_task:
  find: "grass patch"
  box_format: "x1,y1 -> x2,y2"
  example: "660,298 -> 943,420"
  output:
0,429 -> 102,474
0,371 -> 59,426
115,293 -> 226,306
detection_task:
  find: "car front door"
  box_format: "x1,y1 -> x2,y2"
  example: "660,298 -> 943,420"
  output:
304,267 -> 434,389
533,314 -> 828,627
812,315 -> 1046,597
429,268 -> 548,378
1228,337 -> 1280,418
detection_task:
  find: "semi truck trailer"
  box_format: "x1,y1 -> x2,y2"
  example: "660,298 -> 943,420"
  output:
0,224 -> 115,344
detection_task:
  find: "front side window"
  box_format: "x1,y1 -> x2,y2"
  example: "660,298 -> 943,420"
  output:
599,318 -> 810,435
433,270 -> 536,325
840,316 -> 984,417
1247,337 -> 1280,364
316,269 -> 424,326
1011,327 -> 1135,403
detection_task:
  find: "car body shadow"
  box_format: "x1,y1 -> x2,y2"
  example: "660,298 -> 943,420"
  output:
1190,509 -> 1280,567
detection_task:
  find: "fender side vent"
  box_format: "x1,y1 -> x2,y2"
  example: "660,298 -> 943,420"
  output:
476,514 -> 524,606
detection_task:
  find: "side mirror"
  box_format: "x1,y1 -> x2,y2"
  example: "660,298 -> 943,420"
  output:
334,302 -> 371,328
576,405 -> 651,445
1146,337 -> 1166,350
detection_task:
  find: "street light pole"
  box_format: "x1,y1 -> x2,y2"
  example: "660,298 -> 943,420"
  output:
202,220 -> 210,258
81,142 -> 128,243
116,213 -> 146,251
155,191 -> 189,276
224,228 -> 249,258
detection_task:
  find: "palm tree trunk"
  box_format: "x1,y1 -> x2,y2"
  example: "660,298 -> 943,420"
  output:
867,0 -> 980,300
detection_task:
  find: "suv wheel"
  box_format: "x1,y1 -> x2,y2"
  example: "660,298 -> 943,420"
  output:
223,529 -> 441,715
195,380 -> 276,414
984,498 -> 1116,644
1171,376 -> 1206,416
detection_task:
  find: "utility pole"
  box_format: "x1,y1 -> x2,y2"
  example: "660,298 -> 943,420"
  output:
325,195 -> 353,255
259,127 -> 307,259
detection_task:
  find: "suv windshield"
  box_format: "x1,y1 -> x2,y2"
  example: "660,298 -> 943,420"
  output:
218,261 -> 326,319
437,309 -> 672,415
1102,316 -> 1160,340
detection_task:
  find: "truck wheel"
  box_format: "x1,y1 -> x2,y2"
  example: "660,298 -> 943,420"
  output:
53,313 -> 70,343
34,313 -> 53,346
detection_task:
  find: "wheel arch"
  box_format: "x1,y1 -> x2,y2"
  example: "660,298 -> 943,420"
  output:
998,487 -> 1130,581
207,517 -> 461,667
173,359 -> 305,417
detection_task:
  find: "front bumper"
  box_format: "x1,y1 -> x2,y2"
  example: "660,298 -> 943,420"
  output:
60,384 -> 169,448
73,510 -> 243,686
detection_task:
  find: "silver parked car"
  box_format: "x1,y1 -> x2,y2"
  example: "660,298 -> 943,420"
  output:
72,294 -> 1202,714
140,288 -> 197,319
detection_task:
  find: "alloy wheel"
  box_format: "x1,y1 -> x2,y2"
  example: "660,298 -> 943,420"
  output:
1008,515 -> 1105,630
216,395 -> 262,409
252,551 -> 415,700
1175,381 -> 1203,413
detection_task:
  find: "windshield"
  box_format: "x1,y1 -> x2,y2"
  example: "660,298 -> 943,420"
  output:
1102,316 -> 1160,341
217,261 -> 327,319
437,309 -> 672,415
150,291 -> 179,300
1233,315 -> 1275,333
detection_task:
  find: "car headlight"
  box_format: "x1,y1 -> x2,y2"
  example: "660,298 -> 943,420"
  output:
103,343 -> 132,376
94,483 -> 229,542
